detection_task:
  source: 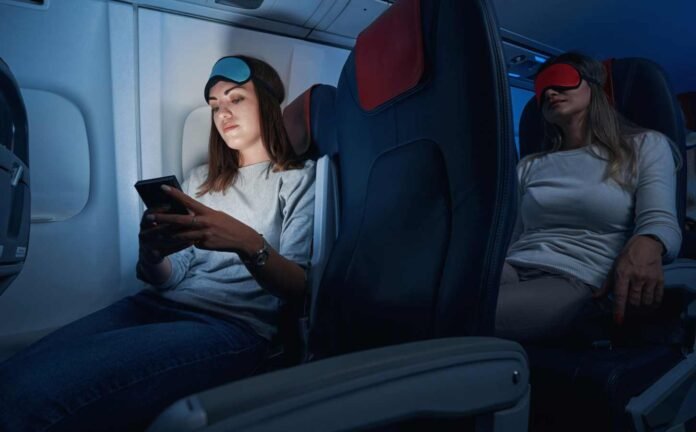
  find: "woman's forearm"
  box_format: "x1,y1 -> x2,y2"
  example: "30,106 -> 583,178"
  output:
246,249 -> 306,299
240,234 -> 306,299
136,256 -> 172,286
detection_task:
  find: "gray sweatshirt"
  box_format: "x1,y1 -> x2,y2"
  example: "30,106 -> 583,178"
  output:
150,160 -> 315,341
506,131 -> 681,288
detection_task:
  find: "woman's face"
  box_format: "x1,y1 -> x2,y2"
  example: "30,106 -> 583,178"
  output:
541,78 -> 592,125
208,80 -> 263,154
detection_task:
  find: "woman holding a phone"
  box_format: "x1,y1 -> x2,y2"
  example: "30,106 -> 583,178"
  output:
0,55 -> 315,432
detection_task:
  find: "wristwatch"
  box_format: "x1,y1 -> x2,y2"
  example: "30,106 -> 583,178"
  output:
243,234 -> 270,267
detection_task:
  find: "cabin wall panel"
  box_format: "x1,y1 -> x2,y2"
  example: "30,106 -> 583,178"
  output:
0,0 -> 123,338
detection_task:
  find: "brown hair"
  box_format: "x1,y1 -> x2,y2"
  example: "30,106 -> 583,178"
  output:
533,52 -> 644,188
197,55 -> 304,197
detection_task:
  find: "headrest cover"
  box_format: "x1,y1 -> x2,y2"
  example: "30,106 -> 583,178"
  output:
679,92 -> 696,131
282,86 -> 314,156
355,0 -> 424,111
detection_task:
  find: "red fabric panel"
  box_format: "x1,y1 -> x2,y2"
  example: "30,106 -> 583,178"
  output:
602,58 -> 615,105
678,92 -> 696,131
282,85 -> 315,155
304,87 -> 312,142
355,0 -> 424,111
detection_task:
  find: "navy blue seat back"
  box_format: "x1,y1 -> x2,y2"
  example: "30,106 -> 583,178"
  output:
520,58 -> 688,241
270,84 -> 339,367
308,0 -> 517,358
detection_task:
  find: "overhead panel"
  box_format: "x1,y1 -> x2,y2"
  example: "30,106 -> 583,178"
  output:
186,0 -> 325,25
131,0 -> 328,35
308,0 -> 389,46
124,0 -> 390,49
316,0 -> 389,38
499,29 -> 563,90
123,0 -> 311,38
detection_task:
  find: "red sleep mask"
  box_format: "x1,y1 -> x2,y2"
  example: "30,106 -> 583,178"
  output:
534,63 -> 584,105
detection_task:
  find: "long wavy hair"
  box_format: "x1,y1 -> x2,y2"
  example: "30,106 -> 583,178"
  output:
535,52 -> 645,188
196,55 -> 304,197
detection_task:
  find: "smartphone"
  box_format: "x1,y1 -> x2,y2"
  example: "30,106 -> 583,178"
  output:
134,175 -> 189,215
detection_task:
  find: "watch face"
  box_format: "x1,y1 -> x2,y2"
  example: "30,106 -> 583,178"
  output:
255,250 -> 269,266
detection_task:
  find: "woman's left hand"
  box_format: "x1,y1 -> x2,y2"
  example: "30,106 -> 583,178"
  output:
593,235 -> 665,325
148,185 -> 261,258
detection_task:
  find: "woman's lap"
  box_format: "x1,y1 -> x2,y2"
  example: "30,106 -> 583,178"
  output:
496,263 -> 609,343
0,290 -> 269,432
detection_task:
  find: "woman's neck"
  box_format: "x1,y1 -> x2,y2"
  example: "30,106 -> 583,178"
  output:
238,141 -> 271,167
559,113 -> 590,150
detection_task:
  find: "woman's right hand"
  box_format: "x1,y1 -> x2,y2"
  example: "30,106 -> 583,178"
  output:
138,209 -> 193,265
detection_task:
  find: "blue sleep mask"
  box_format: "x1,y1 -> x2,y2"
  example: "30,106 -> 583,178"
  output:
204,56 -> 279,103
204,57 -> 252,101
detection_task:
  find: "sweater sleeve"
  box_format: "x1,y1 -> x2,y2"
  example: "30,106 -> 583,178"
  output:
632,132 -> 682,262
278,160 -> 316,269
148,168 -> 200,290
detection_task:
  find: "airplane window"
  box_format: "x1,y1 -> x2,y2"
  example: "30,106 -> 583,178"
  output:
21,88 -> 89,223
509,86 -> 533,156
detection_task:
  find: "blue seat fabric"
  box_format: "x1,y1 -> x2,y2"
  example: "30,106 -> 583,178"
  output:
307,0 -> 518,359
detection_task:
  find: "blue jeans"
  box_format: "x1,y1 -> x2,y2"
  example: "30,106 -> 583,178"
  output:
0,290 -> 269,432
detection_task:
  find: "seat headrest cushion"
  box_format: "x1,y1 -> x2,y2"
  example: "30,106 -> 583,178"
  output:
282,86 -> 314,156
355,0 -> 424,111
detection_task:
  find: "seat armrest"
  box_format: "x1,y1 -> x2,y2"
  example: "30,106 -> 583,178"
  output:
148,337 -> 529,432
626,352 -> 696,432
664,258 -> 696,295
663,259 -> 696,351
664,258 -> 696,317
308,155 -> 338,308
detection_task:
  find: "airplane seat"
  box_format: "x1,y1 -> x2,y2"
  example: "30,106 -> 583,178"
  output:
281,83 -> 339,317
263,83 -> 340,369
179,84 -> 339,370
518,57 -> 696,431
677,91 -> 696,258
0,57 -> 30,297
148,0 -> 530,430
